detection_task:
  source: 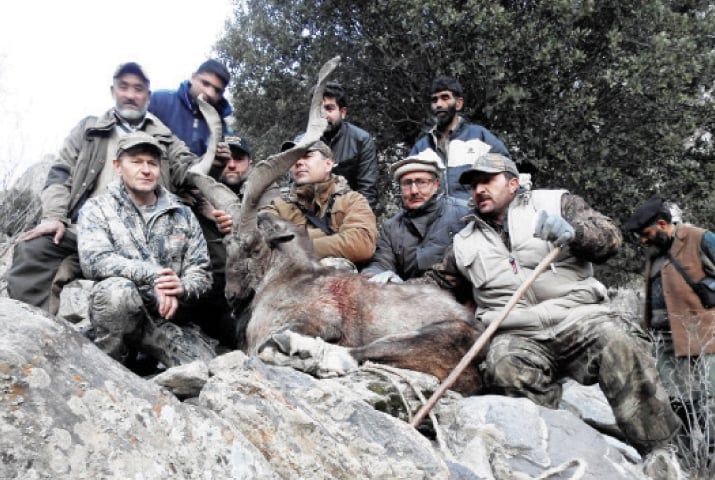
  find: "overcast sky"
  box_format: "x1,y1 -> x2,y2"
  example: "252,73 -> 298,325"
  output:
0,0 -> 233,185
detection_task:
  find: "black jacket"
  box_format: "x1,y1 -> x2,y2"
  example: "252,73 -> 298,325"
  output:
363,194 -> 470,279
323,121 -> 378,208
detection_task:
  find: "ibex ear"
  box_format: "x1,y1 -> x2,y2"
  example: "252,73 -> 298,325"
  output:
268,232 -> 295,247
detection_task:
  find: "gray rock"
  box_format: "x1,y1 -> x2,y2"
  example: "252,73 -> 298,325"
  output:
153,360 -> 210,399
202,350 -> 452,479
0,298 -> 275,480
441,395 -> 649,480
0,296 -> 676,480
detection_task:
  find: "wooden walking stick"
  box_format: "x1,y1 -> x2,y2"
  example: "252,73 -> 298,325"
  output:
410,246 -> 562,428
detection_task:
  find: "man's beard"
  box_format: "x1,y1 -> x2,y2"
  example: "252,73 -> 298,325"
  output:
651,230 -> 672,252
434,104 -> 457,130
324,118 -> 342,139
117,105 -> 148,122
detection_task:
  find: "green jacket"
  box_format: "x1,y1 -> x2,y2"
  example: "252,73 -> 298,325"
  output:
41,109 -> 197,224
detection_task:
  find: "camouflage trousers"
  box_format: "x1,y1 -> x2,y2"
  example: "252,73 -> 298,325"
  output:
484,309 -> 681,454
89,277 -> 216,368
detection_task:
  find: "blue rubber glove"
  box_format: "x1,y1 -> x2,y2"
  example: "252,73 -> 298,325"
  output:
534,210 -> 575,246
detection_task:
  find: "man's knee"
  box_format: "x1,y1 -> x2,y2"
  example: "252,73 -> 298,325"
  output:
90,278 -> 144,325
89,277 -> 145,360
8,234 -> 77,308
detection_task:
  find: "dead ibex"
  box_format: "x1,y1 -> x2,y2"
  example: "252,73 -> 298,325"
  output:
191,57 -> 485,394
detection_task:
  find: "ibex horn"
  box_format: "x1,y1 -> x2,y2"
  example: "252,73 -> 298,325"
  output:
409,246 -> 562,427
238,56 -> 341,234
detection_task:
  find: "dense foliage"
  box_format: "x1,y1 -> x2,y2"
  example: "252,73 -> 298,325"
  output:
216,0 -> 715,285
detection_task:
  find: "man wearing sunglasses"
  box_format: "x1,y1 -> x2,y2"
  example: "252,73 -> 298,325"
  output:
363,149 -> 469,284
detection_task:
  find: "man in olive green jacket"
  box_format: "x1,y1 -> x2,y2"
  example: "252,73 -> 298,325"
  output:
8,62 -> 203,314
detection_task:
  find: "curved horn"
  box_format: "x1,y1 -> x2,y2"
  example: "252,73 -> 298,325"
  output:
186,95 -> 241,213
238,55 -> 341,234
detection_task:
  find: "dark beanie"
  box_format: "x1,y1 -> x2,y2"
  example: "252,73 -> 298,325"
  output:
624,194 -> 672,232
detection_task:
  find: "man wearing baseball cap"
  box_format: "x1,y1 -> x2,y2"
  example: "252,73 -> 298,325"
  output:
362,148 -> 469,283
262,140 -> 377,264
8,62 -> 202,314
77,131 -> 214,369
425,152 -> 680,455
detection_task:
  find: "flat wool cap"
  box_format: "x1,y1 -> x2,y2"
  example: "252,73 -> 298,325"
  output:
389,149 -> 445,181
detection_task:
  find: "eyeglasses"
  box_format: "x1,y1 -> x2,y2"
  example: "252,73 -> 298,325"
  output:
399,178 -> 436,190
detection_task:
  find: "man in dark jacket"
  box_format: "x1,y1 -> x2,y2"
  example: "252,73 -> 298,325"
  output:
190,136 -> 279,348
410,76 -> 510,201
150,59 -> 233,157
293,81 -> 378,208
362,148 -> 469,283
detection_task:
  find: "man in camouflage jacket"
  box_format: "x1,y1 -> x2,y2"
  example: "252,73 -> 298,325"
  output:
78,132 -> 214,368
7,62 -> 202,314
426,153 -> 681,455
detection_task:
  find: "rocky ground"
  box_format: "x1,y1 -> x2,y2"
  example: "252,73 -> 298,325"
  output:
0,291 -> 685,480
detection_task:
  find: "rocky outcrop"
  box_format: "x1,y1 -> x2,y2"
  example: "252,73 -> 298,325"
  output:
0,297 -> 678,480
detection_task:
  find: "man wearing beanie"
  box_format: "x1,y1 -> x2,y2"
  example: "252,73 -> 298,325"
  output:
150,59 -> 234,157
362,148 -> 469,284
625,194 -> 715,447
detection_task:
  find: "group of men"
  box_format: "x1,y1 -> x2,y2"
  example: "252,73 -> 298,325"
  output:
7,57 -> 713,459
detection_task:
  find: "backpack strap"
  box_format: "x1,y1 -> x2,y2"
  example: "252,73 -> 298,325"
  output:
297,193 -> 337,236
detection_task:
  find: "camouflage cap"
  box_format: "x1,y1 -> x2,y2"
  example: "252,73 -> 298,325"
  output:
117,131 -> 163,158
280,140 -> 333,158
225,135 -> 251,157
458,153 -> 519,185
389,149 -> 445,181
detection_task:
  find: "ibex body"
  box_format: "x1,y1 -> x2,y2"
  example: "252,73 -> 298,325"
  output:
225,214 -> 485,394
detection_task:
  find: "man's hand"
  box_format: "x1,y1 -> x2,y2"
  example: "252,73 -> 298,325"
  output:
212,141 -> 231,168
212,209 -> 233,234
155,289 -> 180,320
534,210 -> 575,246
19,219 -> 66,244
154,268 -> 184,319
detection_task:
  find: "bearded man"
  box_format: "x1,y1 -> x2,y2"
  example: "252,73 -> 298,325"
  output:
626,194 -> 715,446
409,76 -> 510,201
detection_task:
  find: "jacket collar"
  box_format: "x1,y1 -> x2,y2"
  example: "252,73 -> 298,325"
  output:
289,175 -> 349,215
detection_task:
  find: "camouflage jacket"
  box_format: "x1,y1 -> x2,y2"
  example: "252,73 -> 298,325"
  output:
425,190 -> 622,331
77,180 -> 211,303
42,109 -> 198,225
262,175 -> 378,263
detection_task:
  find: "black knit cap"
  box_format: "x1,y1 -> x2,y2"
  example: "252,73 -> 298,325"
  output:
624,194 -> 671,232
197,59 -> 230,86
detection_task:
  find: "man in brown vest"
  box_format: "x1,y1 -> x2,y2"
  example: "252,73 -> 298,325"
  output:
626,194 -> 715,450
